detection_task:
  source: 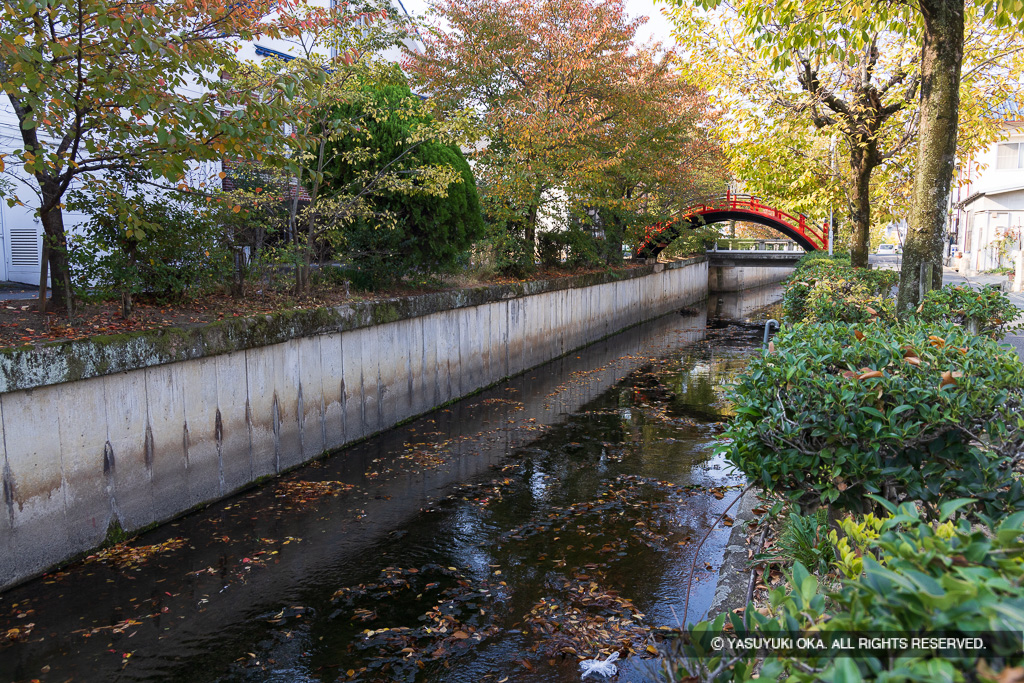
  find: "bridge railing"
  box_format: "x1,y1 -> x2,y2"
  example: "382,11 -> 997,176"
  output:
711,238 -> 804,252
637,191 -> 830,254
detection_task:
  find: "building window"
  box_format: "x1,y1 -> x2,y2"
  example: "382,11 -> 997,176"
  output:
996,142 -> 1024,169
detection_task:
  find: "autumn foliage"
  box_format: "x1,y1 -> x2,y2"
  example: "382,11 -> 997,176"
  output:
405,0 -> 725,268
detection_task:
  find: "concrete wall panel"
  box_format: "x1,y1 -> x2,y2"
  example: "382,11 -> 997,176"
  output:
320,335 -> 345,451
245,344 -> 279,479
506,298 -> 524,377
0,386 -> 69,582
103,372 -> 149,530
296,336 -> 325,464
376,321 -> 406,429
143,364 -> 188,524
56,376 -> 111,551
274,340 -> 302,471
419,314 -> 441,413
341,326 -> 365,444
354,326 -> 382,438
440,309 -> 461,402
181,357 -> 221,509
0,411 -> 12,586
0,259 -> 708,590
215,351 -> 251,492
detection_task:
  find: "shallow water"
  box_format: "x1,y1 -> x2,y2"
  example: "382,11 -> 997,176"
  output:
0,285 -> 781,683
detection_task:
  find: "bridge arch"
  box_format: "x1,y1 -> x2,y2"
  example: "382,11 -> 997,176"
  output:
635,193 -> 829,260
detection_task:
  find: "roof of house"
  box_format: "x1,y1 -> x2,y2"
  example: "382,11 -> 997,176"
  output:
960,183 -> 1024,208
988,98 -> 1024,123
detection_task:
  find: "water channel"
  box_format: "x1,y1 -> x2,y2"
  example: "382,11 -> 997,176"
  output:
0,284 -> 782,683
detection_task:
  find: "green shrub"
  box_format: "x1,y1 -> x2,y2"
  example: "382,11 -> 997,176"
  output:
759,510 -> 834,576
915,284 -> 1021,339
537,231 -> 566,268
319,81 -> 485,289
669,504 -> 1024,682
67,174 -> 234,311
794,251 -> 851,268
721,320 -> 1024,515
782,257 -> 896,325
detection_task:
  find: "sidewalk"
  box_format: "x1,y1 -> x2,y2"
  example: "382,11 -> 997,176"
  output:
0,281 -> 41,301
940,266 -> 1024,358
941,268 -> 1024,309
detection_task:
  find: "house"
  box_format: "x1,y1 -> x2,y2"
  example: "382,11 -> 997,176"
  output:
949,100 -> 1024,276
0,0 -> 422,287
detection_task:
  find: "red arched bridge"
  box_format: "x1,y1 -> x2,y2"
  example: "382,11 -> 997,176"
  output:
635,192 -> 830,259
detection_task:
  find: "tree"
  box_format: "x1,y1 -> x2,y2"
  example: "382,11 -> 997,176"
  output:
676,0 -> 1024,306
231,3 -> 476,294
671,6 -> 925,266
319,80 -> 485,286
0,0 -> 298,312
577,51 -> 727,263
404,0 -> 654,265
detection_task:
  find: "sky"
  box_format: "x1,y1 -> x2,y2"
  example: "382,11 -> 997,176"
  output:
394,0 -> 679,49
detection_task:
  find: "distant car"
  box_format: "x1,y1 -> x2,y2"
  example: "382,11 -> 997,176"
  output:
877,244 -> 898,255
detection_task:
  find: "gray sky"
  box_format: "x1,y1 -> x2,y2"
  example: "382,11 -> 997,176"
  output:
396,0 -> 679,49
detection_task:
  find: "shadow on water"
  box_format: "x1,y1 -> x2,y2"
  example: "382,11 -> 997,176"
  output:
0,284 -> 783,683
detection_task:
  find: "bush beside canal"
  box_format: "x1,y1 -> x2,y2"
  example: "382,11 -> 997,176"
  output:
663,253 -> 1024,682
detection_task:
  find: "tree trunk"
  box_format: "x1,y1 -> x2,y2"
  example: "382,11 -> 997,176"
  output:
525,205 -> 538,261
605,214 -> 624,265
37,240 -> 49,313
897,0 -> 964,312
121,290 -> 134,318
849,158 -> 872,268
524,184 -> 545,263
38,185 -> 73,313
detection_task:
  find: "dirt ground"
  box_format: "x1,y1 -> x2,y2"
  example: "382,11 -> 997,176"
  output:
0,263 -> 648,350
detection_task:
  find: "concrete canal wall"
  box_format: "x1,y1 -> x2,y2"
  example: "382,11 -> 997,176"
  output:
0,257 -> 707,590
708,264 -> 793,293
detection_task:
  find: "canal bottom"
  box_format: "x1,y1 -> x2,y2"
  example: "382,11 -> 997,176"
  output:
0,285 -> 781,683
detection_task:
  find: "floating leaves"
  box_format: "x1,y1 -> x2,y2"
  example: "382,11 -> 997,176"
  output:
524,571 -> 658,660
331,564 -> 507,681
83,537 -> 187,570
275,479 -> 354,503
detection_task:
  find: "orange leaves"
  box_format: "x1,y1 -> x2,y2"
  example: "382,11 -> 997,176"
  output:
857,368 -> 884,380
940,370 -> 963,388
900,344 -> 922,367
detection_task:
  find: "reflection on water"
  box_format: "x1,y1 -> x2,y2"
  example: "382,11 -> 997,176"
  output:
709,284 -> 784,323
0,285 -> 781,683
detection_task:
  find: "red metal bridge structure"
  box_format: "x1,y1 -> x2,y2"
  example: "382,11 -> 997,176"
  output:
635,192 -> 830,259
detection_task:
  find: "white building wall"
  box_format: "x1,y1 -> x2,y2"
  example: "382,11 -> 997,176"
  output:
951,119 -> 1024,274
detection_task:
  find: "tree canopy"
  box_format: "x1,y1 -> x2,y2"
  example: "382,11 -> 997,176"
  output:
0,0 -> 300,309
405,0 -> 726,270
319,81 -> 485,286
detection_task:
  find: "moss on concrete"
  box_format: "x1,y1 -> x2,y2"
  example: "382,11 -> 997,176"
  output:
0,257 -> 708,395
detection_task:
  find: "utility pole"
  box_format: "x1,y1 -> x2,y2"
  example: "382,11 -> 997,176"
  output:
828,207 -> 834,255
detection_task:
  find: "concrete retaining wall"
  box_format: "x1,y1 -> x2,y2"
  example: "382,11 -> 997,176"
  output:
708,264 -> 794,293
0,258 -> 707,590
